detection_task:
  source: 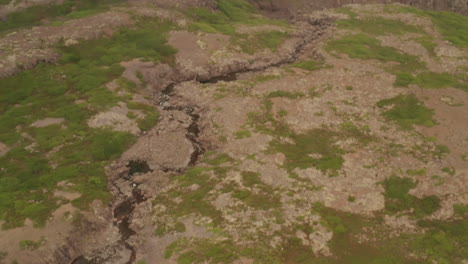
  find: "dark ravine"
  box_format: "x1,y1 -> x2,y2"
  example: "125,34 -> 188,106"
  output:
159,84 -> 206,167
67,16 -> 333,264
71,169 -> 147,264
70,80 -> 208,264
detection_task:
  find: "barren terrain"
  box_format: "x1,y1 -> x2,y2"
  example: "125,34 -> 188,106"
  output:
0,1 -> 466,264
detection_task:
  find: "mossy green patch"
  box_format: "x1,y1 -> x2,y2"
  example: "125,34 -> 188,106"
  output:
127,102 -> 160,132
154,221 -> 186,237
406,168 -> 426,176
154,162 -> 235,227
59,20 -> 177,66
232,189 -> 280,210
377,94 -> 436,130
281,204 -> 414,264
386,5 -> 468,49
442,167 -> 456,176
337,17 -> 423,36
241,171 -> 262,187
234,130 -> 252,139
453,204 -> 468,217
395,71 -> 467,92
335,7 -> 358,19
415,36 -> 437,56
413,219 -> 468,263
19,237 -> 46,251
326,34 -> 425,73
184,0 -> 289,54
383,176 -> 441,218
270,129 -> 345,174
323,32 -> 464,90
0,0 -> 127,32
290,60 -> 330,71
415,72 -> 466,91
0,19 -> 175,228
205,153 -> 234,166
166,239 -> 240,264
185,0 -> 288,36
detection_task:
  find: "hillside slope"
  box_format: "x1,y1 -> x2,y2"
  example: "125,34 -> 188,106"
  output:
0,1 -> 466,264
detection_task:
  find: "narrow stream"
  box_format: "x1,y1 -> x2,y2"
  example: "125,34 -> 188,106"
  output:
69,17 -> 332,263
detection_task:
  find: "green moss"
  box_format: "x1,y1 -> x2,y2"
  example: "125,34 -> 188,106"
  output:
176,240 -> 239,264
116,77 -> 137,93
185,0 -> 287,35
442,167 -> 456,176
155,166 -> 225,225
270,129 -> 345,174
416,72 -> 466,91
19,237 -> 45,251
0,0 -> 126,32
325,33 -> 464,90
165,241 -> 179,259
377,94 -> 436,130
232,189 -> 280,210
412,219 -> 467,263
433,144 -> 450,159
175,221 -> 186,233
406,169 -> 426,176
234,130 -> 252,139
185,1 -> 289,54
415,36 -> 437,56
383,176 -> 441,218
127,101 -> 160,132
59,20 -> 177,66
254,74 -> 280,82
388,5 -> 468,49
335,7 -> 358,19
0,19 -> 174,228
453,204 -> 468,217
87,88 -> 121,110
155,221 -> 186,237
185,7 -> 236,35
393,70 -> 466,91
249,100 -> 370,176
337,17 -> 422,36
241,171 -> 262,187
326,34 -> 425,73
339,122 -> 373,145
394,71 -> 417,87
65,9 -> 101,19
205,153 -> 234,166
384,176 -> 417,200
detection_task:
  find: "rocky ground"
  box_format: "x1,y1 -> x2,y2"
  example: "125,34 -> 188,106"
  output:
0,1 -> 466,264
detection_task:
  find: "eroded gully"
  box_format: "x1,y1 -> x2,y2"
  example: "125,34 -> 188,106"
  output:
71,17 -> 332,264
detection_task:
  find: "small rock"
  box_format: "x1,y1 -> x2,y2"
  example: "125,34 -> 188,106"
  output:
0,142 -> 9,157
64,38 -> 78,47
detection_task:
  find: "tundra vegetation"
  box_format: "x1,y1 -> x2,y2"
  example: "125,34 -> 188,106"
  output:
150,3 -> 467,264
0,19 -> 175,228
0,0 -> 466,264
